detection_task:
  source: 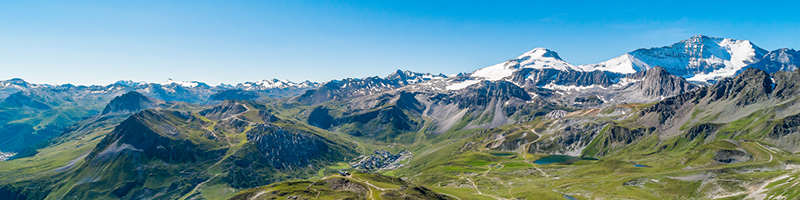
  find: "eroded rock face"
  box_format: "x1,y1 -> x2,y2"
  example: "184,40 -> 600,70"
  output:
530,123 -> 607,156
684,123 -> 720,141
511,68 -> 623,88
246,124 -> 333,169
451,81 -> 531,109
770,113 -> 800,139
772,68 -> 800,101
631,67 -> 698,99
324,178 -> 368,195
767,113 -> 800,153
225,123 -> 354,189
711,68 -> 774,107
545,110 -> 568,120
606,126 -> 655,145
713,149 -> 752,164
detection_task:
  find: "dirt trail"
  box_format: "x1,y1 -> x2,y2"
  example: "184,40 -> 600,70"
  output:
521,129 -> 543,160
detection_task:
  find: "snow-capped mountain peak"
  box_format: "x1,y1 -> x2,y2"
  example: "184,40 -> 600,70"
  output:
471,48 -> 579,81
518,47 -> 562,60
628,35 -> 768,83
234,79 -> 320,90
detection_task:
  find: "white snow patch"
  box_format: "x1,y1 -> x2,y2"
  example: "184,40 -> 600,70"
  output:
471,62 -> 515,81
615,77 -> 642,87
446,80 -> 481,90
164,78 -> 200,87
578,54 -> 650,74
542,83 -> 607,91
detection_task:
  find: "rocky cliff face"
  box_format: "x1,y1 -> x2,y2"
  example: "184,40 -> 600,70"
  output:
450,81 -> 531,109
611,67 -> 698,103
512,68 -> 623,88
768,113 -> 800,152
244,124 -> 339,169
711,68 -> 774,106
629,67 -> 698,99
223,122 -> 356,189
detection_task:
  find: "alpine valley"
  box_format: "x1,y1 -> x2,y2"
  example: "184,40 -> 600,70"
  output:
2,35 -> 800,200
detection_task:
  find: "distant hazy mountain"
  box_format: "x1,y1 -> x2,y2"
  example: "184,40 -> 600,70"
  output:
0,78 -> 321,104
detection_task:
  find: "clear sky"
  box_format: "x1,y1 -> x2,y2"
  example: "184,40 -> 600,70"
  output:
2,0 -> 799,86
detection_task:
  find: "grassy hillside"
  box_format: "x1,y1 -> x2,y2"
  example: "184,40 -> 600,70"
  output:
0,100 -> 359,200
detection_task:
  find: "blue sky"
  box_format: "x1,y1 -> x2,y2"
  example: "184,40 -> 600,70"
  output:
2,0 -> 799,85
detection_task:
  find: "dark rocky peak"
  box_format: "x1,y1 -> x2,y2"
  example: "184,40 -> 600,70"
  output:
395,91 -> 424,113
747,48 -> 800,74
632,66 -> 697,98
552,69 -> 621,87
511,68 -> 623,88
0,92 -> 51,109
709,68 -> 773,106
199,100 -> 248,121
454,81 -> 531,109
770,67 -> 800,100
101,91 -> 158,115
385,69 -> 412,81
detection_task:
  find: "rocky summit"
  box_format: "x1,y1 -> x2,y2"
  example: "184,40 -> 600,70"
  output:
2,35 -> 800,200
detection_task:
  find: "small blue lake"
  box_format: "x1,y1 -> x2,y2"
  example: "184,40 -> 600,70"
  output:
563,194 -> 578,200
491,153 -> 516,157
633,164 -> 651,168
534,155 -> 598,165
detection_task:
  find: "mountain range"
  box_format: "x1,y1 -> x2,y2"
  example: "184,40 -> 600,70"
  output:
1,35 -> 800,200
